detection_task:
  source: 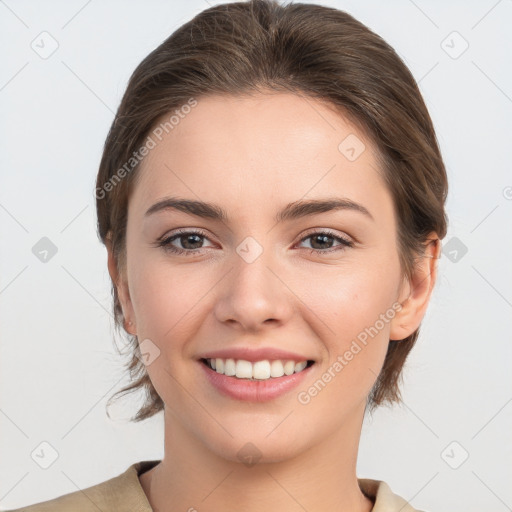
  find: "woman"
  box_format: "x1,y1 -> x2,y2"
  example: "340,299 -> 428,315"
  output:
10,0 -> 447,510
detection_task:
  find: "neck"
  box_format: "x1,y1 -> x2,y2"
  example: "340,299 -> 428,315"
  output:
140,402 -> 373,512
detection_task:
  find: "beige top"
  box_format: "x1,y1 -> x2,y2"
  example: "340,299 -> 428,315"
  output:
7,460 -> 426,511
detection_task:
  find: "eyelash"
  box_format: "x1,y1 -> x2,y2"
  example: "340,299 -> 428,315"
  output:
155,228 -> 354,256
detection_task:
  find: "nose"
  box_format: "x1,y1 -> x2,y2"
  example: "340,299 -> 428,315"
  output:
213,245 -> 294,333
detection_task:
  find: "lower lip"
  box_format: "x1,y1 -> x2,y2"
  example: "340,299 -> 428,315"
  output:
199,361 -> 314,402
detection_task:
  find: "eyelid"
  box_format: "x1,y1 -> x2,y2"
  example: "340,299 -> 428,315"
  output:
153,228 -> 217,254
297,227 -> 354,244
157,227 -> 213,243
155,226 -> 355,254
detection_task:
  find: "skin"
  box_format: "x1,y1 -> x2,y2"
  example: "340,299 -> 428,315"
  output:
107,91 -> 439,512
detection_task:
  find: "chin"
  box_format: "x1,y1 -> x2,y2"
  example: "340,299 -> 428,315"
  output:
198,423 -> 313,466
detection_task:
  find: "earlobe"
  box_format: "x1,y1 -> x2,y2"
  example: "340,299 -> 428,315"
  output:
123,318 -> 136,335
389,235 -> 440,341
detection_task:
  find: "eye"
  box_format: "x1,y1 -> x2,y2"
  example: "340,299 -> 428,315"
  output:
155,229 -> 214,256
297,230 -> 354,255
154,228 -> 354,257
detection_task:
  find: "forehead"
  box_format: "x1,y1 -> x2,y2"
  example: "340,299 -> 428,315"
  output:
131,92 -> 390,220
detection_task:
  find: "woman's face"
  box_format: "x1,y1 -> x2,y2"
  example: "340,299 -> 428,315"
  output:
115,92 -> 415,462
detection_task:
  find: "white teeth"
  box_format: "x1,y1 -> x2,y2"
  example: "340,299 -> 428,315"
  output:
235,360 -> 253,379
295,361 -> 307,372
253,360 -> 271,380
206,358 -> 311,380
224,358 -> 236,376
284,360 -> 295,375
270,360 -> 285,378
215,358 -> 224,374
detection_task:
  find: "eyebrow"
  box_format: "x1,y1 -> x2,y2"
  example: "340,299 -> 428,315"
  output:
144,196 -> 374,223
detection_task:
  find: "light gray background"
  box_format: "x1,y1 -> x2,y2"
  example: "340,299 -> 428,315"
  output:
1,1 -> 511,510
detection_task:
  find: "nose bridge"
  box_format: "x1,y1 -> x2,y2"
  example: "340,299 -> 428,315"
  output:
214,236 -> 292,330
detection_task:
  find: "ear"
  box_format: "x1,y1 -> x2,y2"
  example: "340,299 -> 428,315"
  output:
389,233 -> 441,341
105,235 -> 137,335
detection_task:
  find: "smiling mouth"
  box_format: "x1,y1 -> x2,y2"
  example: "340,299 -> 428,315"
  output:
200,358 -> 315,381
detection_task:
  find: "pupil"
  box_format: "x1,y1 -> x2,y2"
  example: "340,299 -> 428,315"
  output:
183,234 -> 202,249
312,234 -> 332,249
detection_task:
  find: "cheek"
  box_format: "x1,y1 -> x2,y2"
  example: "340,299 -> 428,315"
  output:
295,257 -> 401,397
302,259 -> 400,338
128,257 -> 213,340
296,271 -> 398,411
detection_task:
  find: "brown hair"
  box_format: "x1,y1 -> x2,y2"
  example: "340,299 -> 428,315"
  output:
96,0 -> 448,421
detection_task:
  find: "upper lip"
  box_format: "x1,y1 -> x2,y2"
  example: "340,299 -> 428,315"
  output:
198,347 -> 314,363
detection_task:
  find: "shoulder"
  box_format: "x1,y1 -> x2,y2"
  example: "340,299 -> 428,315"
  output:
358,478 -> 430,512
5,461 -> 159,512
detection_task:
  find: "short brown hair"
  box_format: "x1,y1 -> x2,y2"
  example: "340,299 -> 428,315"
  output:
96,0 -> 448,422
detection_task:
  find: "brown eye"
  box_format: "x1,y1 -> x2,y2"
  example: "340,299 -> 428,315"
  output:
309,233 -> 336,250
156,229 -> 214,255
174,233 -> 204,250
298,230 -> 354,255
